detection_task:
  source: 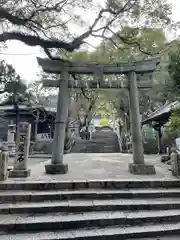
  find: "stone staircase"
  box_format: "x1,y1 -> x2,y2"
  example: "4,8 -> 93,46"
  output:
1,180 -> 180,239
72,131 -> 120,153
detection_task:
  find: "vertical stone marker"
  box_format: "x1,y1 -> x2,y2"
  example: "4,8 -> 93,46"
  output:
128,72 -> 156,175
9,122 -> 31,178
7,124 -> 16,157
0,144 -> 9,181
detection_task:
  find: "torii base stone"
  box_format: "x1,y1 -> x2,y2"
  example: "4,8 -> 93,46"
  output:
129,163 -> 156,175
45,163 -> 68,174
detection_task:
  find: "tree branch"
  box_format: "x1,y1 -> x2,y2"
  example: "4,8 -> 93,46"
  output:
107,28 -> 154,56
0,4 -> 105,52
43,48 -> 70,62
0,90 -> 6,94
0,31 -> 82,51
0,2 -> 136,54
80,88 -> 90,101
0,1 -> 67,28
107,0 -> 136,15
0,9 -> 27,26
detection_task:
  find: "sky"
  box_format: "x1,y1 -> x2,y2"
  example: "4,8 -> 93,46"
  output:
0,0 -> 180,84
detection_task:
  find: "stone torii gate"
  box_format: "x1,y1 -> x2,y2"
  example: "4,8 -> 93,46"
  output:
37,57 -> 160,175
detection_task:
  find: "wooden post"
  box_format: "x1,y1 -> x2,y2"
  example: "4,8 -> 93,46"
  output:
7,124 -> 16,157
128,72 -> 156,175
34,110 -> 40,141
112,112 -> 116,132
157,126 -> 163,154
0,144 -> 9,181
45,71 -> 69,174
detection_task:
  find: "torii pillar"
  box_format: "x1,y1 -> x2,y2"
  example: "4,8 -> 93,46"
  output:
45,71 -> 69,174
128,71 -> 156,175
37,57 -> 159,175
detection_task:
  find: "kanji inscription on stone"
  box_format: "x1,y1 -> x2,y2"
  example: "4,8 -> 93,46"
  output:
15,122 -> 31,170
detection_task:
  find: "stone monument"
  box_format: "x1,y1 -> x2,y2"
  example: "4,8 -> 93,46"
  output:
9,122 -> 31,178
7,124 -> 16,157
171,147 -> 180,177
0,144 -> 9,181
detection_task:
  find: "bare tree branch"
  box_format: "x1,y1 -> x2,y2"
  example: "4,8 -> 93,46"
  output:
0,0 -> 139,55
80,88 -> 90,101
0,90 -> 6,94
0,9 -> 27,26
107,27 -> 154,56
0,0 -> 173,59
0,5 -> 107,51
0,31 -> 81,51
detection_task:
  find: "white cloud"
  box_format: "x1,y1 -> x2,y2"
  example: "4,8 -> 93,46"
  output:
170,0 -> 180,21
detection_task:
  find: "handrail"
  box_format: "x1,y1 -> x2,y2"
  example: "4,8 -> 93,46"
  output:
176,149 -> 180,155
171,147 -> 180,155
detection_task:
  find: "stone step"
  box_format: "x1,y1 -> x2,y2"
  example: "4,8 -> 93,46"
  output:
1,222 -> 180,239
133,237 -> 180,240
29,154 -> 52,159
1,209 -> 180,233
1,180 -> 180,190
133,238 -> 180,240
1,198 -> 180,214
78,144 -> 118,153
1,188 -> 180,203
71,132 -> 120,153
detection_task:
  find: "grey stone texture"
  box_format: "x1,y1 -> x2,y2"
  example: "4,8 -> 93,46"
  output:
0,150 -> 9,181
0,163 -> 180,239
71,132 -> 120,153
171,151 -> 180,177
1,209 -> 180,232
50,71 -> 69,169
1,188 -> 180,204
45,163 -> 68,174
13,122 -> 31,171
7,153 -> 173,182
8,169 -> 31,178
129,163 -> 156,175
128,72 -> 145,165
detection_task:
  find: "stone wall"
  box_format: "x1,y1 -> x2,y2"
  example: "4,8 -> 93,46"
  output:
0,115 -> 9,141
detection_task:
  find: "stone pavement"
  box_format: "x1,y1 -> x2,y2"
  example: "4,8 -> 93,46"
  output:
136,238 -> 180,240
6,153 -> 176,181
8,156 -> 49,167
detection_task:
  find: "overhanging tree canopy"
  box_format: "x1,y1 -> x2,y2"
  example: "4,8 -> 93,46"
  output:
0,0 -> 173,58
168,46 -> 180,93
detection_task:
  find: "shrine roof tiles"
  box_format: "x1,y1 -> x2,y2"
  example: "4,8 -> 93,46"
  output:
142,101 -> 180,125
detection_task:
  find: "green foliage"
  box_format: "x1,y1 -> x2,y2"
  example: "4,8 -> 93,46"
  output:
0,60 -> 26,95
168,46 -> 180,93
169,107 -> 180,134
99,119 -> 110,127
64,28 -> 168,64
43,21 -> 179,133
0,60 -> 33,105
63,27 -> 176,128
92,27 -> 168,65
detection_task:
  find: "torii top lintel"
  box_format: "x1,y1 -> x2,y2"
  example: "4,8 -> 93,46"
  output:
37,57 -> 160,75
